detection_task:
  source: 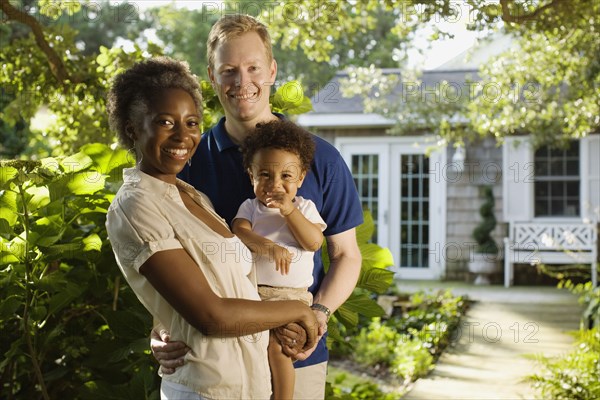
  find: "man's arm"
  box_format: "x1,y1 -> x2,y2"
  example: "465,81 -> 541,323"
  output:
313,228 -> 361,314
291,228 -> 361,360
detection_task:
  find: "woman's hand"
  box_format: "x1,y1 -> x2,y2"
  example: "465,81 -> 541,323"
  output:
275,307 -> 318,357
150,327 -> 190,374
274,323 -> 306,357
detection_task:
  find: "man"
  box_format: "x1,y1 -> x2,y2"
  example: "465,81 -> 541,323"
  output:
151,14 -> 362,399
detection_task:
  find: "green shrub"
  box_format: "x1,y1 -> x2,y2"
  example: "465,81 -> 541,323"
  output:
390,335 -> 434,381
348,290 -> 465,382
527,327 -> 600,400
325,375 -> 402,400
0,145 -> 161,399
353,318 -> 399,366
472,185 -> 498,254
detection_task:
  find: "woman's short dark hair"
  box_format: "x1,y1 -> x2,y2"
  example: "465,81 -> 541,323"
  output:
241,120 -> 315,172
107,56 -> 202,149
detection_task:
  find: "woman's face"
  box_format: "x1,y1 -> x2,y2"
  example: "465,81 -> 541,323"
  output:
132,88 -> 201,184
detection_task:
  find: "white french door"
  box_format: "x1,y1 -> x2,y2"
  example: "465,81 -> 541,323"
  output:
337,137 -> 446,280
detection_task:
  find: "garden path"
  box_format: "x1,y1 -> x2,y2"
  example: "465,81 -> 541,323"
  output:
397,281 -> 583,400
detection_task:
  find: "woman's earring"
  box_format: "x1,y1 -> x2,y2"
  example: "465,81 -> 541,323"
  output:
187,157 -> 192,167
130,141 -> 142,167
127,144 -> 136,165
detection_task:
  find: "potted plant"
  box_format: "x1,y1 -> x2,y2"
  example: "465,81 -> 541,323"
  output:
468,185 -> 500,284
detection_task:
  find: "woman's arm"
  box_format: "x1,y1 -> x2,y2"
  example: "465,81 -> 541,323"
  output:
140,248 -> 317,345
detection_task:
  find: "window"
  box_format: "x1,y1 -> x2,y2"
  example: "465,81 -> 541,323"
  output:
534,142 -> 580,217
351,154 -> 379,242
399,154 -> 429,268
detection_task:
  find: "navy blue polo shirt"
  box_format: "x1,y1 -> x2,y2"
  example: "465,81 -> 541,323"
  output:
178,115 -> 363,367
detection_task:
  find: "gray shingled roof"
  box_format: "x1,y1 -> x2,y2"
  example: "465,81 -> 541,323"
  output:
308,68 -> 480,115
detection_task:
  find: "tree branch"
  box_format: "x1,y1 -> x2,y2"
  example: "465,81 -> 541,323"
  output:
0,0 -> 71,83
499,0 -> 565,23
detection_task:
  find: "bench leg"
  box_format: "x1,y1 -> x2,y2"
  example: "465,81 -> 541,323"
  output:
504,238 -> 512,287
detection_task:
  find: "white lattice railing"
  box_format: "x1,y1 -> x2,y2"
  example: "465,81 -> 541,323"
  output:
504,222 -> 598,287
512,223 -> 597,250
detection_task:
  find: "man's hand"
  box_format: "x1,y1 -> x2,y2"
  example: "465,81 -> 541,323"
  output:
150,327 -> 190,374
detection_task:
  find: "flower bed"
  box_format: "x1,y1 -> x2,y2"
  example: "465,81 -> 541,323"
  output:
326,289 -> 469,398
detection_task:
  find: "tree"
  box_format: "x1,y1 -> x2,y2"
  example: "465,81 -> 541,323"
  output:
0,0 -> 157,158
148,0 -> 404,95
267,0 -> 599,146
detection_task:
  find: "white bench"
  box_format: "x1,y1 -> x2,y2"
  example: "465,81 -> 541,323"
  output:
504,222 -> 598,287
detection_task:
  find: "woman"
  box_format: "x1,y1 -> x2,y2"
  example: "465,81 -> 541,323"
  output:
105,56 -> 316,400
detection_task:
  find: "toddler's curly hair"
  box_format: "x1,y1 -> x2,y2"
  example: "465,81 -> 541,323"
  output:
241,120 -> 315,172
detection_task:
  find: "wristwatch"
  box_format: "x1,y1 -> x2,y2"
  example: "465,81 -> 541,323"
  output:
310,303 -> 331,321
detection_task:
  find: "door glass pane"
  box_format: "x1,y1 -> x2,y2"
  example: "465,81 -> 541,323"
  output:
399,154 -> 429,268
351,154 -> 379,242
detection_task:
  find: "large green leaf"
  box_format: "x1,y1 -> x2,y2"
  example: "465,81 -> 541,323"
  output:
0,189 -> 18,213
81,143 -> 133,181
357,268 -> 395,294
61,152 -> 94,173
47,281 -> 85,315
48,171 -> 106,200
0,240 -> 19,265
356,210 -> 376,244
0,295 -> 22,315
67,171 -> 106,195
335,292 -> 385,329
270,80 -> 314,115
340,292 -> 385,318
0,218 -> 15,237
83,233 -> 102,253
0,166 -> 18,188
359,243 -> 394,270
42,242 -> 82,260
6,236 -> 26,261
25,186 -> 51,213
336,303 -> 359,328
40,157 -> 62,177
30,215 -> 65,247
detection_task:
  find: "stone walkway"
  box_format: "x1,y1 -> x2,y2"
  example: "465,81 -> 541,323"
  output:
397,281 -> 583,400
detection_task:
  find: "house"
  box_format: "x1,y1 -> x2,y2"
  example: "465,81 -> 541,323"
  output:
298,37 -> 599,285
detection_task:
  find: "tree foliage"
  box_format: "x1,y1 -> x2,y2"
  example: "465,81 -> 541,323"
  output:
145,0 -> 403,96
0,0 -> 157,158
310,0 -> 600,146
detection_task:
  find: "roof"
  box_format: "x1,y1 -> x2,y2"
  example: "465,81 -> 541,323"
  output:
298,33 -> 513,129
298,68 -> 479,128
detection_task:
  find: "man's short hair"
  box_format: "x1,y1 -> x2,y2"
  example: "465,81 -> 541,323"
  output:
207,14 -> 273,70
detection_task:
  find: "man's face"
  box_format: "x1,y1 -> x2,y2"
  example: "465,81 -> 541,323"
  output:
208,31 -> 277,124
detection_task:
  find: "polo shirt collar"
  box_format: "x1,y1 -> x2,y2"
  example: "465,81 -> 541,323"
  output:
212,117 -> 238,152
212,113 -> 286,152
